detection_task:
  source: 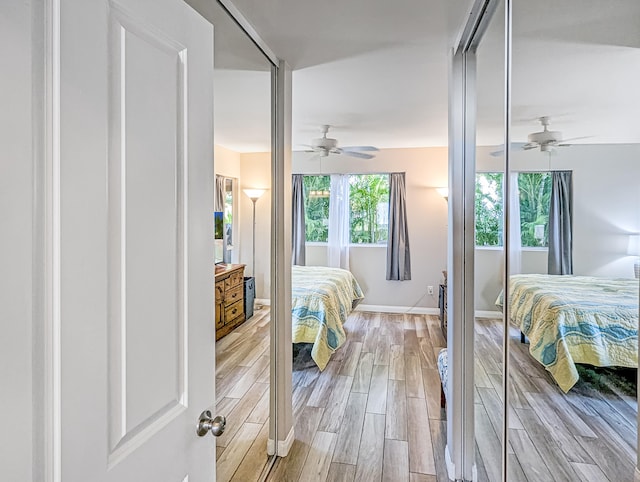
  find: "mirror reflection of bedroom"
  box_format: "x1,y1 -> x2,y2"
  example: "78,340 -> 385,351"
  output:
271,91 -> 449,478
204,2 -> 274,479
476,0 -> 640,480
473,1 -> 506,478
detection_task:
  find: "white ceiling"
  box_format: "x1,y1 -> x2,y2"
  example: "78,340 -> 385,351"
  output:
203,0 -> 640,153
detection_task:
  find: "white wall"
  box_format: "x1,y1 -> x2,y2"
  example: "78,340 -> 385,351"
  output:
293,147 -> 449,309
240,152 -> 272,299
474,144 -> 640,311
214,144 -> 242,179
1,1 -> 34,480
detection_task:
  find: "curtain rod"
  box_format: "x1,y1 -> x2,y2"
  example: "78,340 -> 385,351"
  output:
292,171 -> 405,176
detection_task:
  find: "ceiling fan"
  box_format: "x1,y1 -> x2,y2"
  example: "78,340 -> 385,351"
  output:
490,116 -> 588,156
303,125 -> 379,159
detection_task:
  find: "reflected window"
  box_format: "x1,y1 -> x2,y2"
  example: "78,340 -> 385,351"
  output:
475,171 -> 553,247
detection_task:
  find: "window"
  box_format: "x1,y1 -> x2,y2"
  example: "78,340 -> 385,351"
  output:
303,175 -> 330,242
475,172 -> 551,247
349,174 -> 389,244
302,174 -> 391,244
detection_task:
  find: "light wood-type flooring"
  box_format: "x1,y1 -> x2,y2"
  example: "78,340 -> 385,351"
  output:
215,306 -> 273,482
267,310 -> 448,482
475,316 -> 637,482
216,309 -> 637,482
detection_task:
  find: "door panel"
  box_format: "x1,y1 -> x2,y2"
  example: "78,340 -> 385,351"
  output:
59,0 -> 215,480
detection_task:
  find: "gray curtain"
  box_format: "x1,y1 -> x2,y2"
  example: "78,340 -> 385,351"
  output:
386,173 -> 411,280
215,175 -> 225,212
292,174 -> 306,265
548,170 -> 573,275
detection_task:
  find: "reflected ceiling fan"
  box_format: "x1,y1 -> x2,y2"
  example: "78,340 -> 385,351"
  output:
490,116 -> 589,157
303,125 -> 379,159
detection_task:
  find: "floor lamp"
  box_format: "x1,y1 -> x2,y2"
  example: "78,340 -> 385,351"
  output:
243,188 -> 266,278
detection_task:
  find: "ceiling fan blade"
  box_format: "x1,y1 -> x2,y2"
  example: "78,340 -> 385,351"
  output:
489,142 -> 528,157
342,150 -> 375,159
340,146 -> 379,152
557,135 -> 592,144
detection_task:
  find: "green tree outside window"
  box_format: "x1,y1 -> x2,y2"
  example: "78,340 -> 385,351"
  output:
303,175 -> 331,242
475,171 -> 551,247
349,174 -> 389,244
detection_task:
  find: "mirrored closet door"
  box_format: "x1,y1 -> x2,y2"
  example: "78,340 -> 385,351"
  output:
505,1 -> 640,480
473,0 -> 507,479
185,1 -> 276,480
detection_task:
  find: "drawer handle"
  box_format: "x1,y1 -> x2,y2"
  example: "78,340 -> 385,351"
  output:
231,308 -> 237,314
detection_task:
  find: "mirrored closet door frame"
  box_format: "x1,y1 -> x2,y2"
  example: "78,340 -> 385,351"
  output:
449,1 -> 640,480
215,0 -> 295,457
192,0 -> 294,460
448,0 -> 510,480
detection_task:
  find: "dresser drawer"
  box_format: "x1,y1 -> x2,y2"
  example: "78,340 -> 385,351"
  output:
224,270 -> 243,290
215,302 -> 224,329
225,284 -> 243,305
215,281 -> 225,303
224,299 -> 244,323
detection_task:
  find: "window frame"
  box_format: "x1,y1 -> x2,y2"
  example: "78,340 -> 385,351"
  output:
474,170 -> 552,249
301,173 -> 392,247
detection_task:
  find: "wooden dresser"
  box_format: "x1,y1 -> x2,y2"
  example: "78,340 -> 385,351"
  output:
214,264 -> 246,341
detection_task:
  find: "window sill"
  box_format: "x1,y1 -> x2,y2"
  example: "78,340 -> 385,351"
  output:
305,242 -> 387,248
475,246 -> 548,252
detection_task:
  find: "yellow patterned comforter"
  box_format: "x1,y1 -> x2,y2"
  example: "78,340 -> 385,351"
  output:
292,266 -> 364,370
497,274 -> 639,392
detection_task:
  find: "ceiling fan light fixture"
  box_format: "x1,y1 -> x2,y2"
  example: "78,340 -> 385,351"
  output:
307,125 -> 378,159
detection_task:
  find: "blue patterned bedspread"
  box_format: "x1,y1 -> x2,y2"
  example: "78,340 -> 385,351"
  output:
292,265 -> 364,370
497,274 -> 639,392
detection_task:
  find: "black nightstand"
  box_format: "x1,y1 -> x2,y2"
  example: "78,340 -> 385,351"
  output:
438,283 -> 447,338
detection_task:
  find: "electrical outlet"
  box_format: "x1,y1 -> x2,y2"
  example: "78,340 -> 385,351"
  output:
428,285 -> 434,295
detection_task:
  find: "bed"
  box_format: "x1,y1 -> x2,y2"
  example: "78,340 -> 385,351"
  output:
292,265 -> 364,370
496,274 -> 639,392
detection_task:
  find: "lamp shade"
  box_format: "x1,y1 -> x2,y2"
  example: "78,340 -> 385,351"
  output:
436,187 -> 449,200
243,188 -> 266,201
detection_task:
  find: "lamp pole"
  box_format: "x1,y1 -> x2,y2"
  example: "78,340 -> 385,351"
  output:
243,189 -> 266,279
251,198 -> 257,277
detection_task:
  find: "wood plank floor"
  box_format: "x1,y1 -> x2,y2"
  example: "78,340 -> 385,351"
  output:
217,310 -> 638,482
475,316 -> 638,482
215,306 -> 273,482
267,311 -> 446,482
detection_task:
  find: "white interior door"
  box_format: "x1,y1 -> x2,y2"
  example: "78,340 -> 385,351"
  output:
57,0 -> 215,480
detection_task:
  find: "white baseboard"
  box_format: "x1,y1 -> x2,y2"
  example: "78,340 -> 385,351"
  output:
445,444 -> 455,481
475,310 -> 501,318
355,304 -> 439,315
255,298 -> 271,306
267,426 -> 294,457
353,304 -> 502,319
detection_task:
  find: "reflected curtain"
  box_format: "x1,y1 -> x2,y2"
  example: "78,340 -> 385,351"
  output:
215,175 -> 225,212
386,172 -> 411,280
508,172 -> 522,275
291,174 -> 306,266
327,174 -> 350,270
548,170 -> 573,275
